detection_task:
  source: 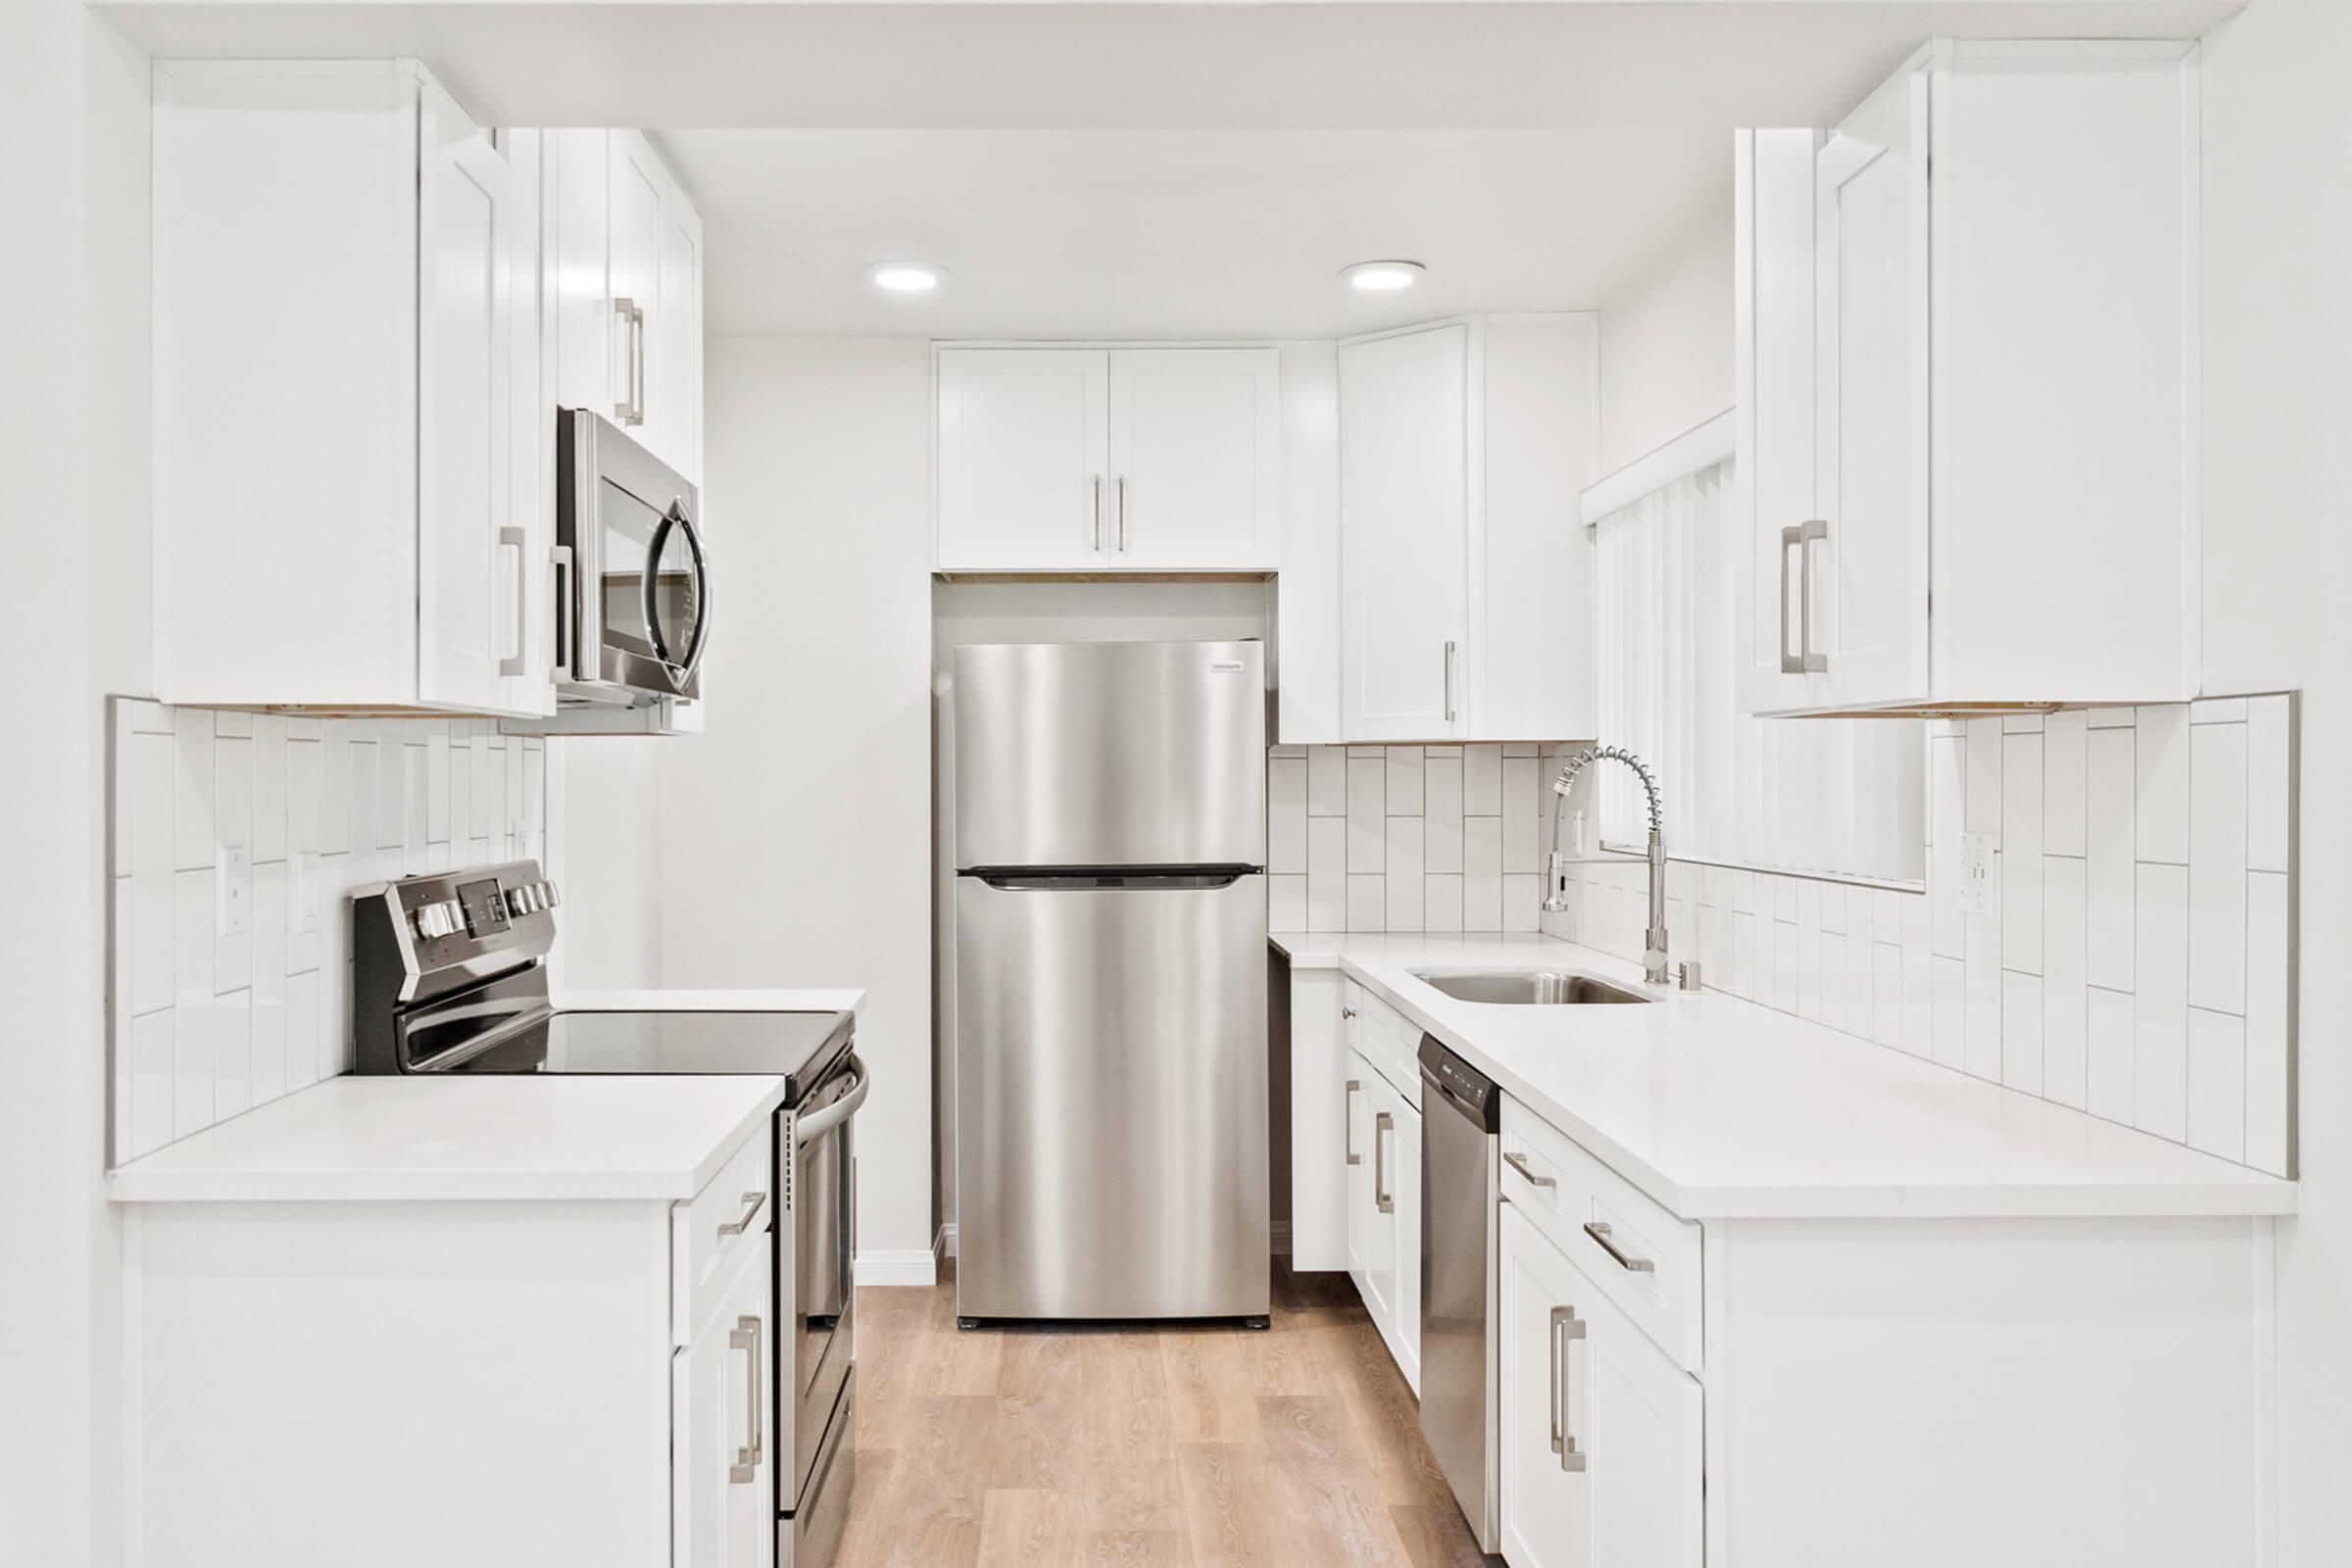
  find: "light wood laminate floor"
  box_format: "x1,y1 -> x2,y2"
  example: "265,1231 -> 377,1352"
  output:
836,1260 -> 1497,1568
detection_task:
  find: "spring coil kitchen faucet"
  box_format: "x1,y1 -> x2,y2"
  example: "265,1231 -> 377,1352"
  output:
1542,745 -> 1670,986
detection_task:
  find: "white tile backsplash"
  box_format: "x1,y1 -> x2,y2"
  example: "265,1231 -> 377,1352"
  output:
108,701 -> 548,1165
1547,698 -> 2298,1177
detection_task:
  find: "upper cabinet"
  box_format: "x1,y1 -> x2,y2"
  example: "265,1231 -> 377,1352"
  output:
1737,40 -> 2200,717
1330,316 -> 1597,743
935,346 -> 1279,572
153,60 -> 548,718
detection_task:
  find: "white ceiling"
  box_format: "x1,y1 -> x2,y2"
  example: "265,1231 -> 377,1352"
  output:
664,128 -> 1729,337
103,1 -> 2242,338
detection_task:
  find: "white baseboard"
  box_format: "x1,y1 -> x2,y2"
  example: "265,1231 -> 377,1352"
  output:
856,1248 -> 939,1288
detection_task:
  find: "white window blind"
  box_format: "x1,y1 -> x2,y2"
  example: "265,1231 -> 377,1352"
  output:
1590,454 -> 1924,884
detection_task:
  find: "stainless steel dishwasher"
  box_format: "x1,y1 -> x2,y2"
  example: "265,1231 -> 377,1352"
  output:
1418,1033 -> 1501,1552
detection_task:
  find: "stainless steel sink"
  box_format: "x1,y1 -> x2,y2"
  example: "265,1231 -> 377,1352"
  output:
1411,968 -> 1652,1005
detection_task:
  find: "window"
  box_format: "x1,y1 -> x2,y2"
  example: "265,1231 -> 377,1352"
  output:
1589,445 -> 1924,885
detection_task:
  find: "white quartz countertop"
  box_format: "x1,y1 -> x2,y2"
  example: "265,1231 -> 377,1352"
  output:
108,1075 -> 788,1202
1274,932 -> 2297,1220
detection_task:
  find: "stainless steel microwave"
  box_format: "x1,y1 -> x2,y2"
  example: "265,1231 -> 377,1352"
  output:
554,409 -> 711,707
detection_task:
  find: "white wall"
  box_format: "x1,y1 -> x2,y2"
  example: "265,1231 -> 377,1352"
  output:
1595,205 -> 1735,476
2197,2 -> 2352,1560
564,337 -> 939,1272
0,6 -> 150,1561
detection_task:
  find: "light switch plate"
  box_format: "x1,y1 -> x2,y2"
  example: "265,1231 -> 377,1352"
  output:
1958,833 -> 1996,915
217,846 -> 252,936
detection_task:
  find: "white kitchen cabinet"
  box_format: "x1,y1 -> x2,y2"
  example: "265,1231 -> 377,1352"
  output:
1739,40 -> 2201,716
936,346 -> 1280,572
1288,968 -> 1350,1271
1333,317 -> 1596,744
675,1232 -> 775,1568
1499,1203 -> 1701,1568
153,60 -> 548,718
1344,1042 -> 1421,1395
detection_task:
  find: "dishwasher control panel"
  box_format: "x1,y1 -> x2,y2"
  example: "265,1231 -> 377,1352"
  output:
1418,1034 -> 1501,1130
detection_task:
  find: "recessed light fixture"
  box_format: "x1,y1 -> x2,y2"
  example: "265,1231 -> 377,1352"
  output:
1342,260 -> 1425,293
865,262 -> 944,293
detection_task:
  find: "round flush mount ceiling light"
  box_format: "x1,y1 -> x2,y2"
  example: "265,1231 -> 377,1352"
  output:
1342,260 -> 1426,293
866,262 -> 945,293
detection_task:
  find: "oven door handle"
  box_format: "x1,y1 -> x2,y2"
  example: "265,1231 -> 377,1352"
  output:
794,1054 -> 869,1148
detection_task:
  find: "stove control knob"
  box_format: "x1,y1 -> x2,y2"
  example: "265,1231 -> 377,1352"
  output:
414,902 -> 458,941
504,887 -> 531,917
538,881 -> 560,908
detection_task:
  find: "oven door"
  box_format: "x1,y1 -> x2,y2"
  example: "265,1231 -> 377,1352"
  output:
787,1052 -> 865,1510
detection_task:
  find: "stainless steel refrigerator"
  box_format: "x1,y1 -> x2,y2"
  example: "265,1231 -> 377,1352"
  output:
953,639 -> 1269,1325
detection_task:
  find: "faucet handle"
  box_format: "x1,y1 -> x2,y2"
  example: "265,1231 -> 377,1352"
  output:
1678,961 -> 1704,993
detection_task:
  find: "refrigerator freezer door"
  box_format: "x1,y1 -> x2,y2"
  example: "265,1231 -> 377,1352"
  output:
953,640 -> 1266,870
955,873 -> 1270,1320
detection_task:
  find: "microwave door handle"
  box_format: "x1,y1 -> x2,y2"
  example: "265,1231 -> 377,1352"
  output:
641,511 -> 676,669
676,512 -> 714,682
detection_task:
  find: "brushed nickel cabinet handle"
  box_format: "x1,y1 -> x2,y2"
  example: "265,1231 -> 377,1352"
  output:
1091,474 -> 1102,552
1583,1219 -> 1656,1273
1503,1150 -> 1555,1190
716,1190 -> 765,1237
1551,1304 -> 1588,1473
1345,1080 -> 1362,1165
612,297 -> 646,426
1375,1110 -> 1395,1214
1117,475 -> 1128,553
498,527 -> 528,677
1443,640 -> 1458,723
1797,517 -> 1828,673
728,1313 -> 764,1483
1779,523 -> 1805,674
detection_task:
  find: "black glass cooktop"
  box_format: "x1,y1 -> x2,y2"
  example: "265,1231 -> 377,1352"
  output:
417,1008 -> 853,1101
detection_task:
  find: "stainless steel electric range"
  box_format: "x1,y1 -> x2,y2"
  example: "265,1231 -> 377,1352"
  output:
353,859 -> 864,1568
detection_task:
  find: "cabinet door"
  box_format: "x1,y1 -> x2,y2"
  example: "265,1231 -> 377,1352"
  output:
1290,970 -> 1350,1272
608,130 -> 665,438
414,78 -> 517,714
1736,127 -> 1835,716
937,348 -> 1112,568
675,1232 -> 775,1568
548,129 -> 614,416
1345,1046 -> 1386,1334
1813,69 -> 1930,710
652,170 -> 705,485
1500,1204 -> 1701,1568
1340,325 -> 1468,741
1106,348 -> 1280,569
1391,1096 -> 1423,1396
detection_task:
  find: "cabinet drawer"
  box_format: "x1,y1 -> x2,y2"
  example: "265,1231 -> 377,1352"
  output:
1348,984 -> 1424,1104
1500,1098 -> 1701,1373
672,1123 -> 774,1345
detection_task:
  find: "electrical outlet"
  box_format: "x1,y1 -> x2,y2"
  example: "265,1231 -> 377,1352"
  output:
218,846 -> 252,937
1958,833 -> 1996,916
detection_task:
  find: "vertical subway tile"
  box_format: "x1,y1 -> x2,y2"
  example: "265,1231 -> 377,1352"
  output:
403,743 -> 430,874
1964,718 -> 2003,836
1424,756 -> 1464,874
2042,856 -> 2088,1109
1503,874 -> 1542,934
1268,875 -> 1306,933
1732,911 -> 1755,1000
1306,745 -> 1347,816
1848,923 -> 1876,1044
1817,881 -> 1844,935
129,1009 -> 175,1162
1872,943 -> 1902,1051
320,726 -> 354,857
253,715 -> 287,863
1347,758 -> 1385,872
1776,877 -> 1801,926
2087,986 -> 2136,1125
285,966 -> 321,1092
448,743 -> 472,851
1771,920 -> 1798,1014
1424,875 -> 1464,934
2133,862 -> 2190,1141
1818,907 -> 1846,1034
173,709 -> 217,870
1795,883 -> 1823,1021
1268,757 -> 1307,873
377,733 -> 407,850
2001,733 -> 2043,973
1346,874 -> 1387,933
1500,758 -> 1538,872
426,727 -> 452,845
2184,1008 -> 2247,1162
2001,971 -> 2044,1095
1463,744 -> 1503,816
2189,697 -> 2248,724
2186,720 -> 2249,1014
2042,710 -> 2087,858
1305,816 -> 1348,930
2134,705 -> 2190,863
2246,696 -> 2291,875
1386,816 -> 1425,931
214,990 -> 252,1122
1963,915 -> 2000,1081
286,736 -> 321,856
1463,817 -> 1503,931
2085,726 -> 2136,991
251,860 -> 288,1107
215,733 -> 253,858
1752,913 -> 1778,1010
1384,747 -> 1425,816
1933,956 -> 1966,1069
2245,870 -> 2290,1175
1902,893 -> 1934,1058
132,730 -> 176,880
1931,735 -> 1967,960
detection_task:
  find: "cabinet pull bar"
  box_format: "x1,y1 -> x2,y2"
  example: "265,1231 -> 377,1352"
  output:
1778,524 -> 1805,674
1797,517 -> 1828,673
727,1314 -> 764,1483
716,1190 -> 765,1237
1374,1110 -> 1395,1213
1502,1150 -> 1554,1189
1551,1305 -> 1588,1473
1091,474 -> 1102,552
1583,1219 -> 1656,1273
1444,641 -> 1458,724
1345,1080 -> 1362,1165
1117,475 -> 1128,554
498,527 -> 528,677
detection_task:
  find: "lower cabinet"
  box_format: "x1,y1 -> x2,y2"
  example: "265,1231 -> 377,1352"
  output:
1346,1042 -> 1422,1394
1499,1202 -> 1702,1568
675,1230 -> 776,1568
